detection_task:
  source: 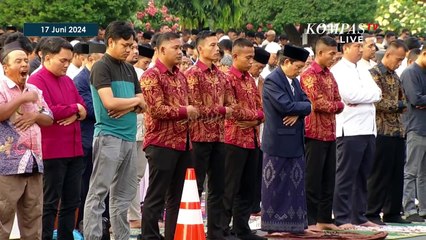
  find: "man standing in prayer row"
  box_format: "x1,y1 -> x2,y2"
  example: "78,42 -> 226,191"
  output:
261,45 -> 311,234
300,36 -> 344,231
366,40 -> 411,225
331,39 -> 382,229
401,45 -> 426,222
0,41 -> 53,240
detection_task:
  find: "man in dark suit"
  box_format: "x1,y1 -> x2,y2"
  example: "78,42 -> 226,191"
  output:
261,45 -> 311,234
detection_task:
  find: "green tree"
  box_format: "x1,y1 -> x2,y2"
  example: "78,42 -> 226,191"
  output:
375,0 -> 426,35
239,0 -> 377,45
0,0 -> 139,29
241,0 -> 377,33
158,0 -> 246,29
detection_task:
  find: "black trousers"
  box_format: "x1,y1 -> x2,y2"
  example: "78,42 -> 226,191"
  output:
252,149 -> 263,214
366,135 -> 405,220
333,135 -> 375,225
192,142 -> 225,240
222,144 -> 260,236
305,138 -> 336,225
141,145 -> 191,240
42,157 -> 85,240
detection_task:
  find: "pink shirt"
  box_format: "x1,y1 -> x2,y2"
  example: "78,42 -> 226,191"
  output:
28,67 -> 86,160
0,76 -> 52,175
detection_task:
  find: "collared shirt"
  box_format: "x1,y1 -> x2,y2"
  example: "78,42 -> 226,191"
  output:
225,66 -> 264,149
331,58 -> 382,137
0,76 -> 52,175
370,62 -> 406,137
357,58 -> 377,72
260,64 -> 275,79
28,67 -> 86,159
395,58 -> 408,77
91,54 -> 141,142
301,61 -> 344,141
66,63 -> 82,80
134,66 -> 145,81
185,60 -> 230,142
141,59 -> 190,151
401,63 -> 426,136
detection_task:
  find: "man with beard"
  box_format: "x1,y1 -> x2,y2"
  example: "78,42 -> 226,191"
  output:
83,21 -> 146,240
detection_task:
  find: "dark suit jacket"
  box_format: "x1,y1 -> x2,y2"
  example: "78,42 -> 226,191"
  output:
261,67 -> 311,158
73,67 -> 95,155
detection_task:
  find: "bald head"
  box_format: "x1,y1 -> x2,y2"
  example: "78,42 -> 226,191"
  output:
266,30 -> 276,41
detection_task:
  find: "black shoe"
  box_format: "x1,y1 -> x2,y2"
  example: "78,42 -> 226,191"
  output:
368,217 -> 386,226
224,236 -> 240,240
406,213 -> 425,222
238,234 -> 267,240
137,234 -> 165,240
383,216 -> 412,224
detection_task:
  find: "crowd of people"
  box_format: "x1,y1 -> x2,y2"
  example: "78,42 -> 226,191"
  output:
0,20 -> 425,240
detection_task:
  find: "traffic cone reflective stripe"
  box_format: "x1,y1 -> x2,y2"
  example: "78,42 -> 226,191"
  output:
180,202 -> 201,209
174,168 -> 206,240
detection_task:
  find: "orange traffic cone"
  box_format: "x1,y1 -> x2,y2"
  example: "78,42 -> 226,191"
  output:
174,168 -> 206,240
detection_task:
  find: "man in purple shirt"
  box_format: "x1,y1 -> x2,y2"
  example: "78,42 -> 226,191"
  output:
28,37 -> 88,240
0,41 -> 53,239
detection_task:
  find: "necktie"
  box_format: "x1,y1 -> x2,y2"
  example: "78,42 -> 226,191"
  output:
290,80 -> 295,95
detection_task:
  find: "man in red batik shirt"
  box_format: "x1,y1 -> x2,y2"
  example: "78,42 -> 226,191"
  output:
300,36 -> 344,231
221,38 -> 266,240
184,30 -> 233,240
140,32 -> 199,240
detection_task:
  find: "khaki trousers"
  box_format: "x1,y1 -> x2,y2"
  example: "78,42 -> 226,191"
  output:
0,173 -> 43,240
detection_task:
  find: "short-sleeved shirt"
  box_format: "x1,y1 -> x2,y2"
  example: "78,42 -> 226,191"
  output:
0,76 -> 52,175
91,53 -> 142,142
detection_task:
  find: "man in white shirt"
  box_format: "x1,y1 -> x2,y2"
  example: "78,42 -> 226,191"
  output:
66,42 -> 89,80
357,35 -> 377,71
261,30 -> 276,47
395,37 -> 421,77
127,44 -> 154,229
260,42 -> 281,79
134,44 -> 154,80
331,40 -> 382,229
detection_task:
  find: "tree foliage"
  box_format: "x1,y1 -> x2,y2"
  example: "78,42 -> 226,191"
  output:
375,0 -> 426,35
158,0 -> 246,29
0,0 -> 139,28
241,0 -> 377,33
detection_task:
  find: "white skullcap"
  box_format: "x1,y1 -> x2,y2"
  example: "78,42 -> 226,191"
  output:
265,42 -> 281,54
70,40 -> 80,47
304,47 -> 314,57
